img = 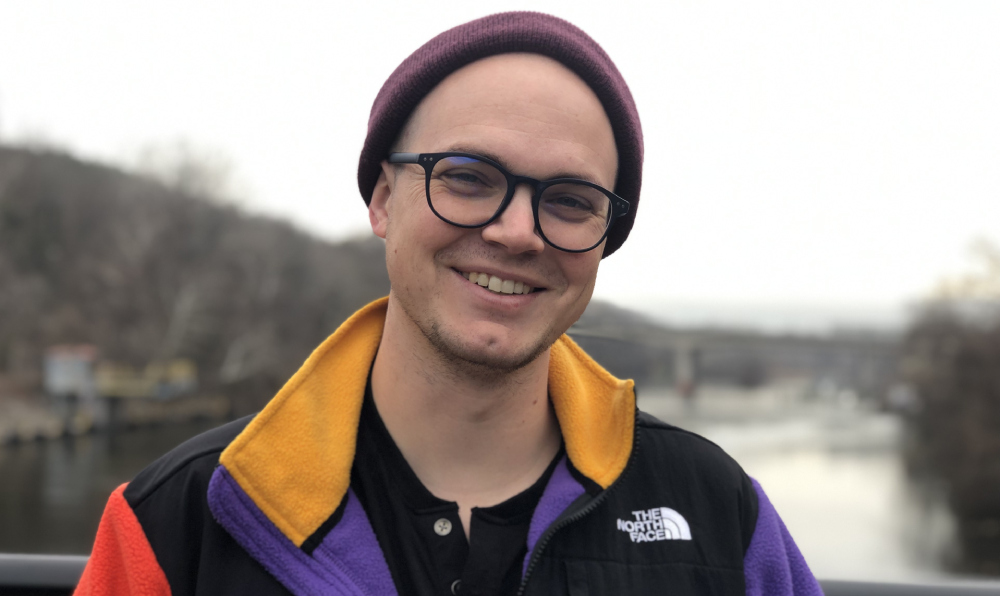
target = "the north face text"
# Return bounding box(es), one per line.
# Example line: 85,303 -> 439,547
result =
616,507 -> 692,542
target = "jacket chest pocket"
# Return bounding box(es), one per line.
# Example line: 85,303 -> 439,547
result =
564,559 -> 745,596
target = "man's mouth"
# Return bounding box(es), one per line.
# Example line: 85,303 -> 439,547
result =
459,270 -> 538,295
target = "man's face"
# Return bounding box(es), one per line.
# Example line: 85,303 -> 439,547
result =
369,53 -> 618,373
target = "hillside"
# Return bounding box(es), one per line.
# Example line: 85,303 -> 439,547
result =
0,145 -> 390,412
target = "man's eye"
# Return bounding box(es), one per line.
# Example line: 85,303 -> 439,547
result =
444,171 -> 486,185
552,195 -> 593,211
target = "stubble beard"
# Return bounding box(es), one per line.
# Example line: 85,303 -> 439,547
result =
424,319 -> 555,383
395,294 -> 558,383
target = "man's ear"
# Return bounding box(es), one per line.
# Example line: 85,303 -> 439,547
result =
368,161 -> 393,239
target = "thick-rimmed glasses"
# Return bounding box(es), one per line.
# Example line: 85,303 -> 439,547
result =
388,152 -> 630,253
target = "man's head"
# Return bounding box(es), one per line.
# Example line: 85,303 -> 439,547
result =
358,12 -> 643,258
360,13 -> 642,375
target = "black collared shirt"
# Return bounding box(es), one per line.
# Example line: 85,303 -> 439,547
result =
351,381 -> 562,596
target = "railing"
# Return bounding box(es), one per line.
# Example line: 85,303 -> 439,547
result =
822,580 -> 1000,596
2,553 -> 1000,595
0,553 -> 88,595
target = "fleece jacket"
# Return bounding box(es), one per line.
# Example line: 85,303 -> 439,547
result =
74,297 -> 824,596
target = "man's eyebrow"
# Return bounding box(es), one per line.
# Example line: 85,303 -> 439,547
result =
446,146 -> 515,171
445,145 -> 604,185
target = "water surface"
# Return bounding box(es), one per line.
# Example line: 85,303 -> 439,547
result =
0,420 -> 218,554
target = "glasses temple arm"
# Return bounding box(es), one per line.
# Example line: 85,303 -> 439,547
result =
387,152 -> 420,164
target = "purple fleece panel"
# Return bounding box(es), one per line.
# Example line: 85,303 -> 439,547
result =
313,494 -> 399,596
522,456 -> 586,576
208,466 -> 397,596
743,478 -> 824,596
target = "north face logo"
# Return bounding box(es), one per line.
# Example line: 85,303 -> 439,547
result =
616,507 -> 692,542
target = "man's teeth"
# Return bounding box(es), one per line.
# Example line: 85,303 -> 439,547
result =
464,272 -> 534,295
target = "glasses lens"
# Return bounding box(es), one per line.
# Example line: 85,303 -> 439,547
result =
429,156 -> 508,226
538,183 -> 613,251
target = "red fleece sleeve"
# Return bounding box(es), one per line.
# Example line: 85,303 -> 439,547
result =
74,483 -> 172,596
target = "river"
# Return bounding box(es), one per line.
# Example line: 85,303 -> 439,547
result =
0,419 -> 219,554
0,387 -> 959,583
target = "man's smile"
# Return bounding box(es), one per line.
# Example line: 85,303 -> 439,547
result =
455,268 -> 544,295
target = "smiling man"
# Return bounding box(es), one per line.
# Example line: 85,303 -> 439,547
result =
76,13 -> 822,596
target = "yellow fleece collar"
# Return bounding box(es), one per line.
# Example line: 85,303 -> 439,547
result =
219,297 -> 635,547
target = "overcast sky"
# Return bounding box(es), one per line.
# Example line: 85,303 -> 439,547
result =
2,1 -> 998,328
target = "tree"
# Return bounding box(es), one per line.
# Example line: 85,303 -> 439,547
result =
902,238 -> 1000,575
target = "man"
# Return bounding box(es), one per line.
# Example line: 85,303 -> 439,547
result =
76,12 -> 822,596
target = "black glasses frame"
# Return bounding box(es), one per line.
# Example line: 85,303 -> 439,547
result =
388,152 -> 630,253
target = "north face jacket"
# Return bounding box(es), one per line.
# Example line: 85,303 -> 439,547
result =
75,297 -> 823,596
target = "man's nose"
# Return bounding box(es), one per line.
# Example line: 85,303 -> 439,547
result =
480,184 -> 546,254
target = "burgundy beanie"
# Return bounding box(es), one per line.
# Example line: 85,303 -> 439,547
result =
357,11 -> 643,258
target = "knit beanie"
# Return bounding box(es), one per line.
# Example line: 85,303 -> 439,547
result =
357,11 -> 643,258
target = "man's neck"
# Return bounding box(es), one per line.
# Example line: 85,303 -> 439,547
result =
370,302 -> 562,537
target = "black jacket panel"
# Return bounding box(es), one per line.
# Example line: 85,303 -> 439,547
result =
521,412 -> 757,596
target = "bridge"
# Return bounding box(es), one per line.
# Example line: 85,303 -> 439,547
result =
568,308 -> 899,398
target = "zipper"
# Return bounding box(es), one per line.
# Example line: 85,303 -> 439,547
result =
516,406 -> 641,596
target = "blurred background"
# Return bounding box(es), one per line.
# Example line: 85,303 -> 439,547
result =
1,0 -> 998,585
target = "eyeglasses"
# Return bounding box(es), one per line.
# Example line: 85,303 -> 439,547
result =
387,152 -> 630,253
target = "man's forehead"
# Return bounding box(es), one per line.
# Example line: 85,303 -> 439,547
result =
397,53 -> 601,141
401,54 -> 618,184
421,53 -> 589,107
439,53 -> 577,86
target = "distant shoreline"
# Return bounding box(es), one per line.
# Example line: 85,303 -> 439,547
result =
605,298 -> 909,335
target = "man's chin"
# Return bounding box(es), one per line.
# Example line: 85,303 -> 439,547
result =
425,324 -> 553,379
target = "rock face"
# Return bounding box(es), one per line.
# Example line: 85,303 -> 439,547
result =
902,305 -> 1000,576
0,145 -> 389,414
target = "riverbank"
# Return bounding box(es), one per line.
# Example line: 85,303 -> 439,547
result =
0,394 -> 231,445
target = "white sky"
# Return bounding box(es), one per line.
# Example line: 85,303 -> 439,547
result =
2,1 -> 998,326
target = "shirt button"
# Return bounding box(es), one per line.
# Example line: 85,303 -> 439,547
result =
433,518 -> 453,536
451,579 -> 462,595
